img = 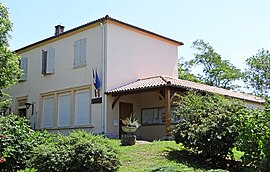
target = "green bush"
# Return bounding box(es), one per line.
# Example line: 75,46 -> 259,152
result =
0,114 -> 52,171
236,100 -> 270,171
173,91 -> 246,159
29,130 -> 120,172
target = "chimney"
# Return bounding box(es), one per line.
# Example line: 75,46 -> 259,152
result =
55,25 -> 65,35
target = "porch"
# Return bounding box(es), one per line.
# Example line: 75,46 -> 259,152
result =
105,75 -> 265,140
106,75 -> 185,140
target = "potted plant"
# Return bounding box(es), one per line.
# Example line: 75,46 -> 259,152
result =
121,113 -> 140,133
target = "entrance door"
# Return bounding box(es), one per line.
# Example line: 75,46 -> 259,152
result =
119,102 -> 133,138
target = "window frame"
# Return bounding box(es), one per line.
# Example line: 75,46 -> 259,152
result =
42,96 -> 55,129
74,89 -> 91,126
40,86 -> 92,130
141,106 -> 178,126
57,93 -> 71,128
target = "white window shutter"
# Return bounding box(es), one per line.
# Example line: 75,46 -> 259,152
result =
74,40 -> 80,67
58,94 -> 71,127
20,57 -> 28,80
75,90 -> 90,126
46,48 -> 55,74
80,38 -> 87,65
43,97 -> 54,128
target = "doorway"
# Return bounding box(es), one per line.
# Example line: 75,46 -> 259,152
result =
119,102 -> 133,138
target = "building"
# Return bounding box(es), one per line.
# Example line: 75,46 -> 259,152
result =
7,15 -> 264,140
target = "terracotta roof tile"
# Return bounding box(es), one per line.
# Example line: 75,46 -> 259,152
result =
106,75 -> 265,104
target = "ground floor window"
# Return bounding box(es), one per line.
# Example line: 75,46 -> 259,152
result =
58,94 -> 71,127
141,106 -> 178,125
75,90 -> 90,126
41,88 -> 91,129
43,96 -> 54,128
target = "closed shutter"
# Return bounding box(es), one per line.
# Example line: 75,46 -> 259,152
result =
75,90 -> 90,126
58,94 -> 71,127
74,40 -> 80,67
41,50 -> 47,74
43,97 -> 54,128
80,38 -> 86,65
74,38 -> 87,68
46,48 -> 55,74
20,57 -> 28,80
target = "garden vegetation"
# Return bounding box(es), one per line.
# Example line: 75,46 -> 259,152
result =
173,91 -> 270,171
0,115 -> 120,172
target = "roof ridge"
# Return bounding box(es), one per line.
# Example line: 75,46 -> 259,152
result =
176,77 -> 264,101
16,15 -> 183,54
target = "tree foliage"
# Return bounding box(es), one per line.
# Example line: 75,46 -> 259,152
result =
0,115 -> 53,171
0,3 -> 21,108
178,57 -> 202,83
244,49 -> 270,97
236,100 -> 270,171
173,91 -> 246,159
190,39 -> 242,90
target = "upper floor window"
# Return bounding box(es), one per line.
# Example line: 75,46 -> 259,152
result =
73,38 -> 86,68
42,48 -> 55,75
20,57 -> 28,81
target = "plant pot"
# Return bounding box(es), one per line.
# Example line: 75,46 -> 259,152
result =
122,126 -> 137,133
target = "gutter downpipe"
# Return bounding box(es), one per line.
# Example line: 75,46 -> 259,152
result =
100,22 -> 107,134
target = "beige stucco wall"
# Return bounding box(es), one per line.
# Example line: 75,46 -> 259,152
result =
9,25 -> 104,132
245,100 -> 264,109
106,23 -> 179,91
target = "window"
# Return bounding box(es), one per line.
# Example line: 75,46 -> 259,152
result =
141,106 -> 179,125
17,98 -> 27,118
42,48 -> 55,74
20,57 -> 28,81
73,38 -> 86,68
43,96 -> 54,128
58,94 -> 71,127
75,90 -> 90,126
41,88 -> 91,129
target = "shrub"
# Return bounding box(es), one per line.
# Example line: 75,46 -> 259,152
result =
29,130 -> 120,172
236,100 -> 270,171
173,91 -> 246,159
0,114 -> 52,171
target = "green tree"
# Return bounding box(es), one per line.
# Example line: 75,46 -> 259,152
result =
178,57 -> 202,83
174,91 -> 246,159
236,99 -> 270,171
244,49 -> 270,97
190,39 -> 242,90
0,3 -> 21,108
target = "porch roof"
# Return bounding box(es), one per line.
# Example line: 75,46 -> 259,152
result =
106,75 -> 265,104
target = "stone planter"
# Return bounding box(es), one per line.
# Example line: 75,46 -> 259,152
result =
122,126 -> 137,133
121,133 -> 136,146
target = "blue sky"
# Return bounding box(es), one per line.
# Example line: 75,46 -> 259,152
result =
2,0 -> 270,74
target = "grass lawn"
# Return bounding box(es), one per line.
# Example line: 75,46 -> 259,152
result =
115,141 -> 242,172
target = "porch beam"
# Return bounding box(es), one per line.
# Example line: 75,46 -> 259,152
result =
111,96 -> 122,110
164,88 -> 171,136
170,91 -> 177,102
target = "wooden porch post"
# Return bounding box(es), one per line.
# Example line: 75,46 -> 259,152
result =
164,87 -> 171,136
